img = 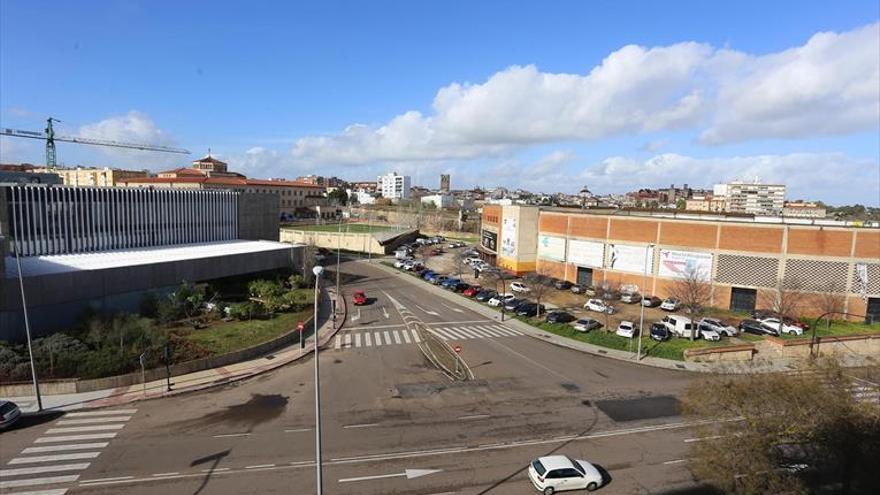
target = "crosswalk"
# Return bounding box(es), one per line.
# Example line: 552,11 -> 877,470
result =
333,323 -> 524,350
0,408 -> 136,494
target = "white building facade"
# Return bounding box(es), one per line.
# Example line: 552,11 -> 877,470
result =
714,181 -> 786,215
377,172 -> 411,200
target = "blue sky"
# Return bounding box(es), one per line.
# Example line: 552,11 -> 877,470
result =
1,0 -> 878,205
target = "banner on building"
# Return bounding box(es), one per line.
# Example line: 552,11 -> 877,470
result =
855,263 -> 869,301
481,229 -> 498,252
537,235 -> 566,261
608,244 -> 654,273
501,217 -> 517,257
658,249 -> 713,280
567,240 -> 605,268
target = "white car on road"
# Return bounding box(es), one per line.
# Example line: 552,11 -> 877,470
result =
660,297 -> 681,311
488,293 -> 516,307
584,298 -> 614,314
528,455 -> 603,493
759,317 -> 805,336
510,281 -> 531,293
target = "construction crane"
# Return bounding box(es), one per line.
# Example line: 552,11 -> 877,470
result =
1,117 -> 190,168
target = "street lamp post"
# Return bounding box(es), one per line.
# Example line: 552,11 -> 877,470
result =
335,219 -> 342,329
636,244 -> 654,360
13,240 -> 42,411
312,265 -> 325,495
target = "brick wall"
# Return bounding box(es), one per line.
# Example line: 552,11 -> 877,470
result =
787,228 -> 853,257
718,225 -> 783,253
854,231 -> 880,259
570,215 -> 608,239
659,222 -> 718,249
608,218 -> 658,243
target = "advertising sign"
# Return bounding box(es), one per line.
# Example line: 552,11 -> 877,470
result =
607,244 -> 654,273
481,229 -> 498,252
567,240 -> 605,268
537,235 -> 566,261
658,249 -> 713,280
501,217 -> 517,257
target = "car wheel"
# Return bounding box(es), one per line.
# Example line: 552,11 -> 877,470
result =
543,487 -> 555,495
587,481 -> 599,491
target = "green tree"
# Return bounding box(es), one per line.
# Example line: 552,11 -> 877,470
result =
328,188 -> 349,205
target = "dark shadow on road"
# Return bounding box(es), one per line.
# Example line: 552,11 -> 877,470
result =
658,485 -> 724,495
470,360 -> 493,370
189,449 -> 231,495
5,410 -> 64,431
170,393 -> 290,433
476,400 -> 602,494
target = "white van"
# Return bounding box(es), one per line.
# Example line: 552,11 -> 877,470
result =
662,315 -> 695,338
395,248 -> 411,260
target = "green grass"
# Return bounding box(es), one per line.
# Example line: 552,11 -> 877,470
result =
777,319 -> 880,340
286,223 -> 395,233
185,308 -> 313,355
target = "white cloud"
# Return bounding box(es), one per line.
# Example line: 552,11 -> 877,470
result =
290,23 -> 879,164
579,152 -> 880,205
75,111 -> 182,167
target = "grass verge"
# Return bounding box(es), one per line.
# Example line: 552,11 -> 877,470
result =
184,308 -> 313,355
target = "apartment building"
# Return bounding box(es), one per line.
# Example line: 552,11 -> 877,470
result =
378,172 -> 411,200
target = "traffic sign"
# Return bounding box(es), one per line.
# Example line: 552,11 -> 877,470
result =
297,321 -> 305,332
453,345 -> 461,353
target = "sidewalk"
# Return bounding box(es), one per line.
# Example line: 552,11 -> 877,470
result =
11,287 -> 346,413
371,260 -> 854,375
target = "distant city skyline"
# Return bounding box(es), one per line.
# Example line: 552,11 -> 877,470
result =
1,0 -> 877,205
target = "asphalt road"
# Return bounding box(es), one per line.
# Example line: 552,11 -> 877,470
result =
1,258 -> 705,495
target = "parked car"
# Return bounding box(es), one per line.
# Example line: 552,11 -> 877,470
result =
0,400 -> 22,430
463,286 -> 482,297
475,289 -> 498,302
641,296 -> 662,307
570,284 -> 587,294
510,281 -> 531,293
584,298 -> 614,314
451,282 -> 471,292
465,256 -> 482,266
616,321 -> 639,338
739,318 -> 777,336
650,322 -> 672,341
573,318 -> 602,332
441,278 -> 462,289
553,280 -> 572,290
700,328 -> 721,341
352,290 -> 367,306
403,260 -> 423,271
546,311 -> 575,323
428,248 -> 444,256
516,303 -> 546,317
504,298 -> 526,312
759,317 -> 805,336
394,258 -> 412,268
698,318 -> 738,337
583,285 -> 598,297
662,314 -> 696,338
422,270 -> 436,281
488,293 -> 516,307
620,292 -> 642,304
431,275 -> 450,286
448,241 -> 466,248
395,249 -> 412,260
660,297 -> 681,311
528,455 -> 603,493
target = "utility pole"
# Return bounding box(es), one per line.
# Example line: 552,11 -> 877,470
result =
335,218 -> 342,329
636,244 -> 653,360
14,240 -> 42,411
312,265 -> 325,495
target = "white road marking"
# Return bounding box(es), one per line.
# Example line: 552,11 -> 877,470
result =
426,320 -> 493,326
56,416 -> 131,425
213,433 -> 250,438
442,327 -> 469,340
35,433 -> 117,443
392,330 -> 402,344
474,325 -> 505,337
373,332 -> 383,346
414,305 -> 440,316
151,472 -> 180,477
343,423 -> 379,429
78,476 -> 134,483
351,309 -> 361,321
663,459 -> 687,465
334,336 -> 342,349
354,333 -> 361,348
1,464 -> 90,477
23,443 -> 108,454
9,453 -> 100,464
45,425 -> 124,434
200,468 -> 229,473
454,327 -> 481,339
457,414 -> 490,421
0,475 -> 80,490
0,488 -> 69,495
344,334 -> 352,348
428,328 -> 450,340
684,435 -> 724,443
63,409 -> 136,417
401,329 -> 412,343
383,331 -> 392,344
339,468 -> 443,483
489,325 -> 518,336
245,464 -> 276,469
382,307 -> 390,319
410,329 -> 421,342
284,428 -> 312,433
441,303 -> 465,313
364,332 -> 372,346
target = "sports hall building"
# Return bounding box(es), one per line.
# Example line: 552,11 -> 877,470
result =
479,205 -> 880,321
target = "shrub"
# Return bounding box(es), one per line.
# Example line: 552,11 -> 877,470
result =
288,274 -> 306,289
228,301 -> 261,321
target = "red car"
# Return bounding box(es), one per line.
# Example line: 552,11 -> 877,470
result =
463,286 -> 481,297
352,291 -> 367,305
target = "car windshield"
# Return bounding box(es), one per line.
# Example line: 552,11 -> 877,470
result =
567,457 -> 585,475
532,459 -> 547,476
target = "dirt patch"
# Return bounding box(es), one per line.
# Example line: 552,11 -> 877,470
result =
595,395 -> 680,422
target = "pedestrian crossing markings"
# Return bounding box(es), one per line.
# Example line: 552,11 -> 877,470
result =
333,324 -> 522,349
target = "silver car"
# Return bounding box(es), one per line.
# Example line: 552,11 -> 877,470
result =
0,400 -> 22,430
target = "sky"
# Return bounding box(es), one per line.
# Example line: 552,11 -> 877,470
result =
1,0 -> 878,206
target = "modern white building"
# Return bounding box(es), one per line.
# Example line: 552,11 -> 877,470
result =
420,194 -> 455,208
714,181 -> 786,215
350,189 -> 376,205
377,172 -> 411,200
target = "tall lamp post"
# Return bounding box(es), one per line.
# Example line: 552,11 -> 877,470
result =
636,244 -> 654,360
13,240 -> 42,411
312,265 -> 325,495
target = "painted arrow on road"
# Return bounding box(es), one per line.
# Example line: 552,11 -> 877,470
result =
382,306 -> 390,319
441,303 -> 465,313
414,305 -> 440,316
338,468 -> 443,483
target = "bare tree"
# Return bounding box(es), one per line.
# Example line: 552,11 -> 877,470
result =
301,241 -> 318,286
595,280 -> 621,332
759,276 -> 807,334
667,266 -> 712,340
816,281 -> 846,317
452,248 -> 470,280
524,269 -> 553,318
682,359 -> 880,495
